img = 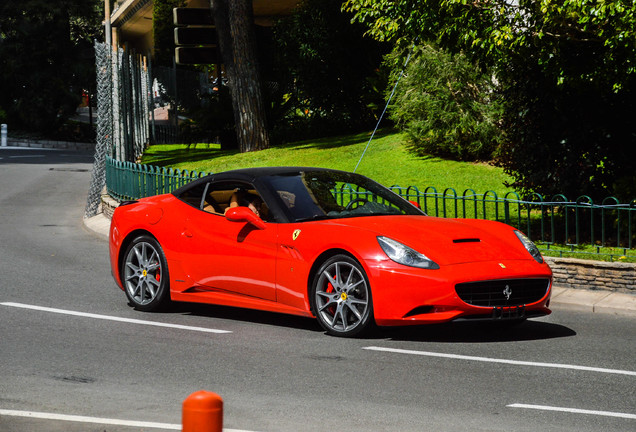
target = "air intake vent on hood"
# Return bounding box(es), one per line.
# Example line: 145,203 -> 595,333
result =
453,238 -> 481,243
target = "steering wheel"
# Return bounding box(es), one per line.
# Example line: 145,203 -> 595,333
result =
345,198 -> 368,210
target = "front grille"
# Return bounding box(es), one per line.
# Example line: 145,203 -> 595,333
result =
455,278 -> 550,307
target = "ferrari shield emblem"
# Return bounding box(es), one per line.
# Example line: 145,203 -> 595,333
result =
292,229 -> 301,241
499,263 -> 506,269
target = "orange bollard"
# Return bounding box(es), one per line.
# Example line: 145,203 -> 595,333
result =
182,390 -> 223,432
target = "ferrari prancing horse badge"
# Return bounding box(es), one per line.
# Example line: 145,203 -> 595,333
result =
292,229 -> 301,241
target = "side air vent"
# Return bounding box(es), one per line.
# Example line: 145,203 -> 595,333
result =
403,305 -> 434,317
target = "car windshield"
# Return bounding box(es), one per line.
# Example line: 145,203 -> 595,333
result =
263,170 -> 423,222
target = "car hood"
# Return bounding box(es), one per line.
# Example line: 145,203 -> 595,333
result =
323,215 -> 530,265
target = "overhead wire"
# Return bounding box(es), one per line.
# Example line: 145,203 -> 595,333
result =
353,47 -> 415,173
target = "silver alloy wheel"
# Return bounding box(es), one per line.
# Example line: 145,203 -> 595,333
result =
124,240 -> 163,306
314,258 -> 370,335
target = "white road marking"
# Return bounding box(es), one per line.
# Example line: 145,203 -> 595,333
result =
0,409 -> 181,430
0,147 -> 61,152
0,409 -> 258,432
0,302 -> 232,334
507,403 -> 636,420
8,155 -> 45,158
363,346 -> 636,377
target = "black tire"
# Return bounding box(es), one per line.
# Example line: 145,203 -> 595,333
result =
121,235 -> 171,311
311,254 -> 374,337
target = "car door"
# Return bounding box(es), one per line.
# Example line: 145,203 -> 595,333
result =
178,183 -> 278,302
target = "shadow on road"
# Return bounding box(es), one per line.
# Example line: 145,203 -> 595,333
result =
150,302 -> 575,342
376,319 -> 576,343
165,302 -> 324,332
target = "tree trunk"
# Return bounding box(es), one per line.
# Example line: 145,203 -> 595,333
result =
210,0 -> 270,152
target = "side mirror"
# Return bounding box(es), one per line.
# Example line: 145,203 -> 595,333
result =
409,200 -> 421,209
225,206 -> 267,230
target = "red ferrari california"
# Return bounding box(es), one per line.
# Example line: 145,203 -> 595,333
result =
109,167 -> 552,337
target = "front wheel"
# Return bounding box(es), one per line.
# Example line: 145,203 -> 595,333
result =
122,235 -> 170,311
311,255 -> 373,337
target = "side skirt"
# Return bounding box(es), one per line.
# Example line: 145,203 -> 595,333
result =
171,288 -> 314,318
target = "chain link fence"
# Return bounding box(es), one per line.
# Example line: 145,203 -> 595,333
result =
84,42 -> 214,218
112,45 -> 152,162
85,42 -> 157,218
84,42 -> 113,218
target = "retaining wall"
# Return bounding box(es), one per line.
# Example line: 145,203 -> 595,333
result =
546,257 -> 636,293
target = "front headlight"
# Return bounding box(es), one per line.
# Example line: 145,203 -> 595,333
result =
377,236 -> 439,269
514,230 -> 543,263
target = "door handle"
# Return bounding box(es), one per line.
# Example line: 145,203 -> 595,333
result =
182,229 -> 193,238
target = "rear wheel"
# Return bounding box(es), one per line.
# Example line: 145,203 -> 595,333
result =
311,255 -> 373,337
122,235 -> 170,311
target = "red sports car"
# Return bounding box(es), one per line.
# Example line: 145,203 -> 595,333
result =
109,167 -> 552,337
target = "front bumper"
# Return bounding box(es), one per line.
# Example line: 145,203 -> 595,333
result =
364,258 -> 552,326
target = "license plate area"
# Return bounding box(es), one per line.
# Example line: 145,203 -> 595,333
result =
492,305 -> 526,320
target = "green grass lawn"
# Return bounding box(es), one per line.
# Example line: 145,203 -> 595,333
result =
141,129 -> 515,194
537,243 -> 635,263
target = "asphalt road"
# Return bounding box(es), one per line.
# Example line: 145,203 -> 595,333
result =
0,147 -> 634,432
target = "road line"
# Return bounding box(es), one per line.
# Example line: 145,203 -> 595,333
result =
363,346 -> 636,377
0,409 -> 180,430
0,302 -> 232,334
0,409 -> 257,432
507,403 -> 636,420
8,155 -> 46,158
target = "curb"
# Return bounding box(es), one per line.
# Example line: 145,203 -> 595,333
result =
83,212 -> 111,241
550,287 -> 636,317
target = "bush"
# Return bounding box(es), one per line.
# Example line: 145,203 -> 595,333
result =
388,45 -> 504,161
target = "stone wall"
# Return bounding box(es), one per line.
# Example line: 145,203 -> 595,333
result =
546,257 -> 636,293
101,194 -> 119,219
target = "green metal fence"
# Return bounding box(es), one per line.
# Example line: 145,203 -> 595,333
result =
390,186 -> 636,260
106,157 -> 209,201
105,157 -> 636,259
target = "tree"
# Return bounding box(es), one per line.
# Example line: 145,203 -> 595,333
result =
271,0 -> 388,140
0,0 -> 101,135
211,0 -> 269,152
343,0 -> 636,199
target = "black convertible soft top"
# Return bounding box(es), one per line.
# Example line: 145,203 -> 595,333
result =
172,166 -> 344,196
171,166 -> 423,223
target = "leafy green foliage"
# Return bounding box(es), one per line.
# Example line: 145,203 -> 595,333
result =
344,0 -> 636,200
497,58 -> 636,200
388,45 -> 504,161
270,0 -> 388,141
0,0 -> 101,134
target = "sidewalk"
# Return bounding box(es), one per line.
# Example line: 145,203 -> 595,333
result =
83,212 -> 636,318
